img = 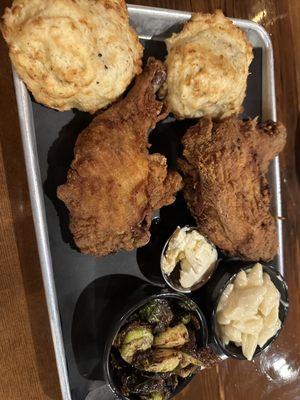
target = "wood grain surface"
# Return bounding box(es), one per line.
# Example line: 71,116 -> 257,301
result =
0,1 -> 299,399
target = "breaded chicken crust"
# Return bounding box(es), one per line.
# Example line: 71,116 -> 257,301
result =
58,58 -> 182,256
178,117 -> 286,261
1,0 -> 143,112
162,10 -> 253,119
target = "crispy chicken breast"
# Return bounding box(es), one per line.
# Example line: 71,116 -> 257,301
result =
178,117 -> 286,261
58,58 -> 182,256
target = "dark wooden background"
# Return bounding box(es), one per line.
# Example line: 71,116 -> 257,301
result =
0,1 -> 299,399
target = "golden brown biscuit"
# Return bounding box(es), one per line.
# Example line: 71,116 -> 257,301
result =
162,10 -> 253,119
1,0 -> 143,112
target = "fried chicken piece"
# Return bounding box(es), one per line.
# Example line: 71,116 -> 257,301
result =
178,117 -> 286,261
58,58 -> 182,257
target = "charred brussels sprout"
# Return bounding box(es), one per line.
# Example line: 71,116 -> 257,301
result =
176,364 -> 198,378
153,324 -> 189,348
135,349 -> 181,373
179,351 -> 203,368
178,299 -> 198,312
139,299 -> 173,332
180,328 -> 197,354
173,351 -> 204,379
180,313 -> 192,325
115,324 -> 153,363
111,297 -> 209,400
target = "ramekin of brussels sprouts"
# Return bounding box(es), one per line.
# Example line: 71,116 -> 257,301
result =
104,292 -> 218,400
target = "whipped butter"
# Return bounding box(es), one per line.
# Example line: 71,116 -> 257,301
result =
161,227 -> 218,289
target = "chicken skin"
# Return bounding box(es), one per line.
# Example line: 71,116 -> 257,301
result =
178,117 -> 286,261
58,58 -> 182,256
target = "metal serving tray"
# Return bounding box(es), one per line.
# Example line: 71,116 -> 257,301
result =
12,4 -> 283,400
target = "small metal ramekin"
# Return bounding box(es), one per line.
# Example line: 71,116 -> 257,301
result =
160,226 -> 219,293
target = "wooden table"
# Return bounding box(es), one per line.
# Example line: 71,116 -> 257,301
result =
0,1 -> 299,399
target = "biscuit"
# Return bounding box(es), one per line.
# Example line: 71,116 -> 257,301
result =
1,0 -> 143,112
162,10 -> 253,119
